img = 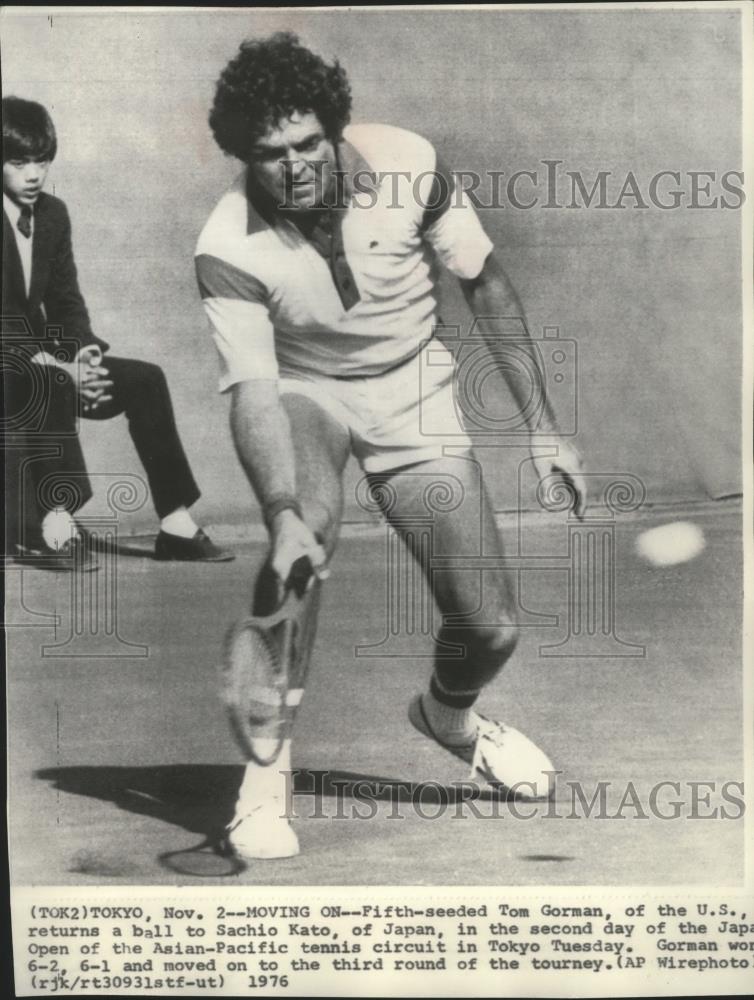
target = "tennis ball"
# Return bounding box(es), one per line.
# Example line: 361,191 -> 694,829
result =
635,521 -> 705,566
41,508 -> 76,551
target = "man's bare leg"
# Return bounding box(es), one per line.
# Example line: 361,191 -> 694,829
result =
229,393 -> 350,858
369,451 -> 553,797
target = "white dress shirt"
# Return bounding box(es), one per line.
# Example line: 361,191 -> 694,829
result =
3,193 -> 33,296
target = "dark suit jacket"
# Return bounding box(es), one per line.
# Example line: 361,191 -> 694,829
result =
2,192 -> 109,362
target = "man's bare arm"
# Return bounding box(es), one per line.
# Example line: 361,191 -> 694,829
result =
459,251 -> 587,516
230,380 -> 297,504
230,380 -> 327,580
459,251 -> 560,432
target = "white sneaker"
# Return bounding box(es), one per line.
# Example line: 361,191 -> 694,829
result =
227,802 -> 300,860
409,694 -> 555,799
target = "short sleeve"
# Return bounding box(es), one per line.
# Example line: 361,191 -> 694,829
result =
195,252 -> 279,391
421,160 -> 494,280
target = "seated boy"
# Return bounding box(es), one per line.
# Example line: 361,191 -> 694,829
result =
2,96 -> 233,570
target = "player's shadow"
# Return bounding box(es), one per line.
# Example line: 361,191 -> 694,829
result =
34,764 -> 513,843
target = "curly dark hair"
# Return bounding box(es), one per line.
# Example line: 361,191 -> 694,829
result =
209,32 -> 352,162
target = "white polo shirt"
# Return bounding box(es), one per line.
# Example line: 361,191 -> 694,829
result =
196,123 -> 493,391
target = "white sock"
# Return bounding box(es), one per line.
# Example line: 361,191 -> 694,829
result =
421,689 -> 478,746
234,739 -> 293,818
160,507 -> 198,539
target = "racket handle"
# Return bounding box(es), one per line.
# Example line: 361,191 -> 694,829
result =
286,554 -> 315,597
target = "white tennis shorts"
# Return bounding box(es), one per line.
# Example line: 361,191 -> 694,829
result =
279,339 -> 472,473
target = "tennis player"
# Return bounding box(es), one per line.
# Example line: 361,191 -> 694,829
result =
198,33 -> 586,858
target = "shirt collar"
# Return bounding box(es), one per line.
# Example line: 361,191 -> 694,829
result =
336,137 -> 374,200
245,173 -> 279,236
3,193 -> 23,225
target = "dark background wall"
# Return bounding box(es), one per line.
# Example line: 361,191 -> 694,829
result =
1,8 -> 743,530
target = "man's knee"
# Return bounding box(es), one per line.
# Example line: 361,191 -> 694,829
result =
484,619 -> 520,659
443,617 -> 519,662
129,359 -> 167,390
107,356 -> 167,396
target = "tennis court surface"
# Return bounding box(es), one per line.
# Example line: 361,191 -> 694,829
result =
6,499 -> 743,885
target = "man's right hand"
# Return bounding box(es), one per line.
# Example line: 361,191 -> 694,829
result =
269,510 -> 330,598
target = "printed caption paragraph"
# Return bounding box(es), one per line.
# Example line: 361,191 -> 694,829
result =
12,888 -> 754,996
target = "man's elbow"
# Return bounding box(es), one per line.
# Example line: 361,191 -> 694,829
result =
461,250 -> 501,291
461,253 -> 515,305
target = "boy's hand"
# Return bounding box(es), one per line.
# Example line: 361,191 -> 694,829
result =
74,346 -> 114,411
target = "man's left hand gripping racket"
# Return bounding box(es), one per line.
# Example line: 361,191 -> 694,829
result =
219,555 -> 321,767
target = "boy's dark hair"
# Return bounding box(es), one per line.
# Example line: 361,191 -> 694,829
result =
2,96 -> 57,163
209,32 -> 352,161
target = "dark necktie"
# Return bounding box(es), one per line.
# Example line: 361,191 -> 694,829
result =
17,205 -> 33,239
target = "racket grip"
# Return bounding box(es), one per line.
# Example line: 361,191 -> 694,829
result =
286,554 -> 315,596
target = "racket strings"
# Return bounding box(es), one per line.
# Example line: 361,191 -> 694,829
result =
224,624 -> 280,716
221,618 -> 295,767
221,579 -> 317,770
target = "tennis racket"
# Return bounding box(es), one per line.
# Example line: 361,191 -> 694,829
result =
219,554 -> 321,767
159,834 -> 246,878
